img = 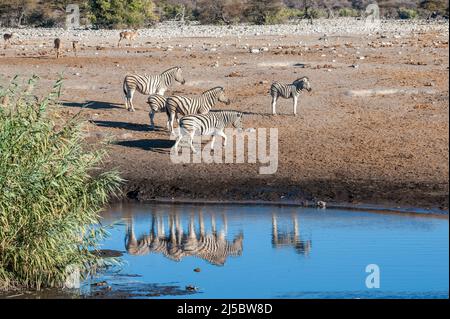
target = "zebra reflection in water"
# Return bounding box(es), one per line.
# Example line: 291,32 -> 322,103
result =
272,214 -> 312,255
125,212 -> 243,266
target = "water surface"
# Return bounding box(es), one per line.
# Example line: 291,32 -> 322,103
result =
91,203 -> 448,299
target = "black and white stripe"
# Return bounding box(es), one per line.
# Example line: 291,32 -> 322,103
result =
270,76 -> 312,115
165,87 -> 231,133
190,233 -> 243,266
174,110 -> 243,153
123,66 -> 185,112
147,94 -> 167,129
125,214 -> 242,266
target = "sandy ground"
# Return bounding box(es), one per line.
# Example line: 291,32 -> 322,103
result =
1,21 -> 448,210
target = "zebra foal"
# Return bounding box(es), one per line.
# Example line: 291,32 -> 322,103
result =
166,87 -> 231,134
123,66 -> 185,112
270,76 -> 312,115
173,110 -> 243,154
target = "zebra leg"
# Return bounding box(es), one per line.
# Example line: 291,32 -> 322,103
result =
149,111 -> 155,130
271,95 -> 278,115
128,90 -> 136,112
211,135 -> 216,150
189,129 -> 197,154
173,133 -> 183,153
169,112 -> 177,134
293,96 -> 298,116
218,130 -> 227,147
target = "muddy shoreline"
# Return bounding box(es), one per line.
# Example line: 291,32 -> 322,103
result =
118,177 -> 449,214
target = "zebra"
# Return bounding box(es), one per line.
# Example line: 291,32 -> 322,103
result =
166,86 -> 231,134
173,110 -> 243,154
147,94 -> 167,129
191,232 -> 243,266
125,212 -> 243,266
118,30 -> 138,47
123,66 -> 185,112
272,214 -> 312,256
270,76 -> 312,116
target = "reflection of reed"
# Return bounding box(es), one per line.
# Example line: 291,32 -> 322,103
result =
272,214 -> 312,255
125,211 -> 243,266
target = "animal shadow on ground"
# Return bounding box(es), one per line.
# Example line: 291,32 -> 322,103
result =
92,120 -> 154,132
61,100 -> 123,110
92,120 -> 166,132
116,139 -> 175,154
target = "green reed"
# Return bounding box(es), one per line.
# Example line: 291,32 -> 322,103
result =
0,76 -> 123,291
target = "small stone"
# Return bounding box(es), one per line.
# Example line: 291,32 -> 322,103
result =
316,201 -> 327,209
92,281 -> 107,287
186,285 -> 198,291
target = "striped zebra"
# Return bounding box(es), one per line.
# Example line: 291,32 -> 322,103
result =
147,94 -> 167,129
270,76 -> 312,116
123,66 -> 185,112
125,212 -> 243,266
173,110 -> 243,154
272,214 -> 312,256
190,233 -> 243,266
165,87 -> 231,133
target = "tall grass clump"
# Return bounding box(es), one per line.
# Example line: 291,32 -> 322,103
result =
0,76 -> 122,291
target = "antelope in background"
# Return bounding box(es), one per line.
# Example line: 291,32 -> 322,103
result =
54,38 -> 62,59
72,40 -> 79,57
3,33 -> 14,49
118,30 -> 138,47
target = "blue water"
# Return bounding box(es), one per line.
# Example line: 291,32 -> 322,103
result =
92,203 -> 449,299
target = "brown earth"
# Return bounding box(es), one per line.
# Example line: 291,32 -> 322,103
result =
0,31 -> 448,210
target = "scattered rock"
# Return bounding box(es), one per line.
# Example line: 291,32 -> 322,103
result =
185,285 -> 198,291
316,201 -> 327,209
226,71 -> 242,78
92,281 -> 108,287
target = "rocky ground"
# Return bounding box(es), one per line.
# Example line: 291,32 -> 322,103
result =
1,19 -> 448,211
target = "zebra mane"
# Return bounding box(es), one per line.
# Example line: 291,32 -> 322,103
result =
161,66 -> 181,75
202,86 -> 224,95
293,76 -> 308,83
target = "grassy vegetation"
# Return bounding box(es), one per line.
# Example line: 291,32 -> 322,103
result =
0,76 -> 122,291
398,8 -> 419,19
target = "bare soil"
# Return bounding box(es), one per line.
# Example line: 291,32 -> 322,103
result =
1,27 -> 448,210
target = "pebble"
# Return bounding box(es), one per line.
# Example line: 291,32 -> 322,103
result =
316,201 -> 327,209
185,285 -> 198,291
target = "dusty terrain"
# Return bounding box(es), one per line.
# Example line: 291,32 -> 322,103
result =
1,20 -> 448,210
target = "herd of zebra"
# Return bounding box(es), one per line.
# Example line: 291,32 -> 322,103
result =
125,212 -> 311,266
3,32 -> 312,152
122,66 -> 312,153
